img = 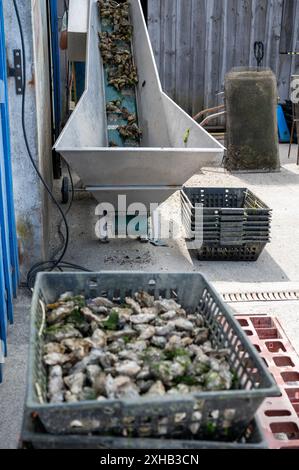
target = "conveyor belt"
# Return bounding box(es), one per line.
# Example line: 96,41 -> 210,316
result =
99,4 -> 140,147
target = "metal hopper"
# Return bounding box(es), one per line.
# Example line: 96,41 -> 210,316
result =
55,0 -> 224,212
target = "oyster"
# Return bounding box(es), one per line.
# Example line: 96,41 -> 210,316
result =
105,375 -> 139,399
86,365 -> 102,387
151,361 -> 175,386
106,100 -> 122,114
125,297 -> 142,315
195,314 -> 205,328
62,338 -> 93,359
160,310 -> 177,321
127,340 -> 148,353
48,366 -> 64,403
44,342 -> 65,355
64,372 -> 85,396
204,368 -> 233,391
167,384 -> 190,395
181,337 -> 194,348
173,319 -> 194,332
193,353 -> 211,376
151,336 -> 167,349
194,328 -> 210,345
165,335 -> 183,351
97,351 -> 117,369
142,347 -> 164,363
155,324 -> 175,337
146,381 -> 166,397
116,361 -> 141,378
118,350 -> 139,362
44,288 -> 236,405
141,307 -> 159,316
45,324 -> 83,342
118,124 -> 142,142
47,301 -> 75,325
107,328 -> 136,342
138,326 -> 156,340
121,109 -> 136,124
154,299 -> 181,314
134,291 -> 155,308
108,339 -> 126,354
117,308 -> 134,322
91,297 -> 114,309
81,307 -> 103,325
88,303 -> 109,315
91,329 -> 107,348
202,341 -> 213,354
70,349 -> 105,374
43,353 -> 72,366
94,372 -> 107,397
130,314 -> 156,325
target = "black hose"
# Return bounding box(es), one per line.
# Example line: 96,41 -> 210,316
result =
13,0 -> 91,290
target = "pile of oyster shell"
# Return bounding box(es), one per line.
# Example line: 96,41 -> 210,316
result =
98,0 -> 142,146
44,291 -> 234,404
98,0 -> 138,90
106,100 -> 142,146
99,31 -> 138,90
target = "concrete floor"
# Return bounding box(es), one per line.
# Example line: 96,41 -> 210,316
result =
49,145 -> 299,284
0,293 -> 31,449
1,144 -> 299,449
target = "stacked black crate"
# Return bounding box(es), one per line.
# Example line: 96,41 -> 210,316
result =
181,188 -> 272,261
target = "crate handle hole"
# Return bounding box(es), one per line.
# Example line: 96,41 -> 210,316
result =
89,279 -> 98,289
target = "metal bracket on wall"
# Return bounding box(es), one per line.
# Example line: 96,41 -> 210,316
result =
8,49 -> 23,95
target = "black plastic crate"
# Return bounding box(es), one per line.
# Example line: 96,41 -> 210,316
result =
182,187 -> 271,214
20,413 -> 268,449
182,207 -> 271,244
196,244 -> 268,261
181,188 -> 272,260
181,195 -> 271,231
26,272 -> 279,440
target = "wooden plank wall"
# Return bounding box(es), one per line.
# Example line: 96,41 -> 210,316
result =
148,0 -> 299,116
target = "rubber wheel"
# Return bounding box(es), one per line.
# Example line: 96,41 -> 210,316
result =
61,176 -> 70,205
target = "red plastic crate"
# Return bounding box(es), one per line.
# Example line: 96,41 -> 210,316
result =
237,315 -> 299,449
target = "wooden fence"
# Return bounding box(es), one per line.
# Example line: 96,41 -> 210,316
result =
148,0 -> 299,115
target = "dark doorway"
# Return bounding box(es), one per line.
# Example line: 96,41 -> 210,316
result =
140,0 -> 148,25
